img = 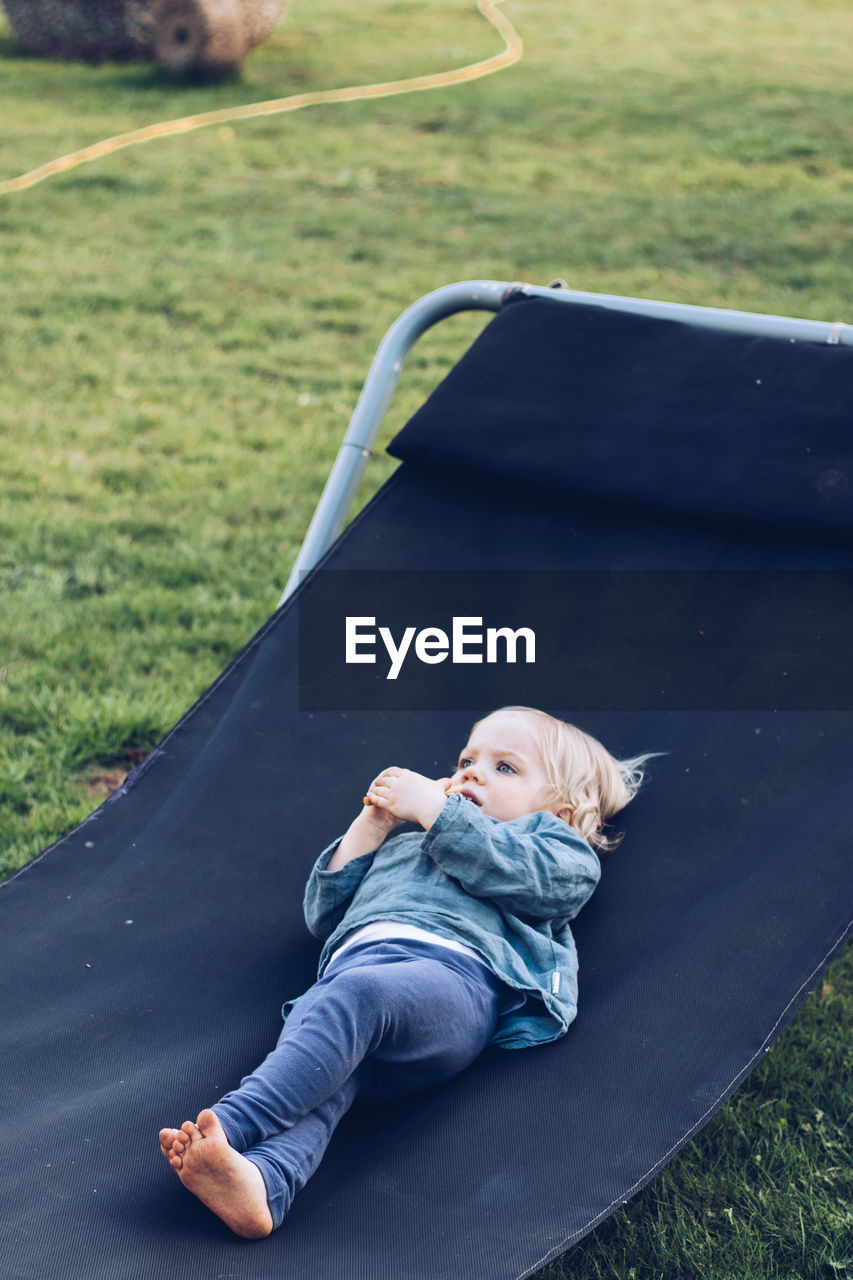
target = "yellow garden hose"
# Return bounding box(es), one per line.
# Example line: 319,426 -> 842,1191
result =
0,0 -> 522,196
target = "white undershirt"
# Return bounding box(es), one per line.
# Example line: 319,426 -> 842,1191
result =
328,920 -> 483,967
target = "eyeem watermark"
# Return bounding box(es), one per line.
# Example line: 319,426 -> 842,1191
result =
345,616 -> 536,680
297,569 -> 853,711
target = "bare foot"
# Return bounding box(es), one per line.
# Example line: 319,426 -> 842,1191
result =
158,1109 -> 273,1239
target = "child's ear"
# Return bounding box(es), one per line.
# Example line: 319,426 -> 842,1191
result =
554,804 -> 575,825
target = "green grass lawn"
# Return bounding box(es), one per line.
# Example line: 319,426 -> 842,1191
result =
0,0 -> 850,1274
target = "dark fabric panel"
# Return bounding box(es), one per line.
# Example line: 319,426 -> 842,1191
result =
387,297 -> 853,543
1,465 -> 850,1280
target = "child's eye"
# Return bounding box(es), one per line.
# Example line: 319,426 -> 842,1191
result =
496,761 -> 515,774
458,757 -> 471,770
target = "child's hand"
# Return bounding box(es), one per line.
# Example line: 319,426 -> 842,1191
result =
363,767 -> 447,830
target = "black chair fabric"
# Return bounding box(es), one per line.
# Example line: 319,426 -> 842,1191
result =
389,296 -> 853,543
1,295 -> 851,1280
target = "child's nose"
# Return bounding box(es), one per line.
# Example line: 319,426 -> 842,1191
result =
460,764 -> 484,783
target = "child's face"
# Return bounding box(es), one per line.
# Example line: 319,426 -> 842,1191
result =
448,710 -> 556,822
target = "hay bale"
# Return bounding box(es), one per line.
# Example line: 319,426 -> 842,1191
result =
1,0 -> 289,71
240,0 -> 287,46
151,0 -> 245,72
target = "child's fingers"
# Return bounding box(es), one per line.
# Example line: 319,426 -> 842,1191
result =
363,786 -> 390,808
367,766 -> 403,795
374,766 -> 404,784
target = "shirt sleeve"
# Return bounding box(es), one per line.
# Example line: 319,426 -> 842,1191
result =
302,840 -> 377,940
420,795 -> 600,922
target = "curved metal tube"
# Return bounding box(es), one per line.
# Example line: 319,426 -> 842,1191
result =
279,280 -> 509,602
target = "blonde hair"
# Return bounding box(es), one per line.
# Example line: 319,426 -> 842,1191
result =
481,706 -> 653,852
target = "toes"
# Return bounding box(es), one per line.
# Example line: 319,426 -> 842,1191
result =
195,1109 -> 221,1137
160,1113 -> 222,1178
159,1127 -> 181,1158
158,1127 -> 186,1170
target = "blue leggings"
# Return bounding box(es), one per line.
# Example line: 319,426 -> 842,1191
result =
212,939 -> 507,1228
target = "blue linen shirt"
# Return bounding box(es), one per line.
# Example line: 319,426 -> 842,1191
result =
303,793 -> 601,1048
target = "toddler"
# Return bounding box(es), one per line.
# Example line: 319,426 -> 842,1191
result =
159,705 -> 649,1237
